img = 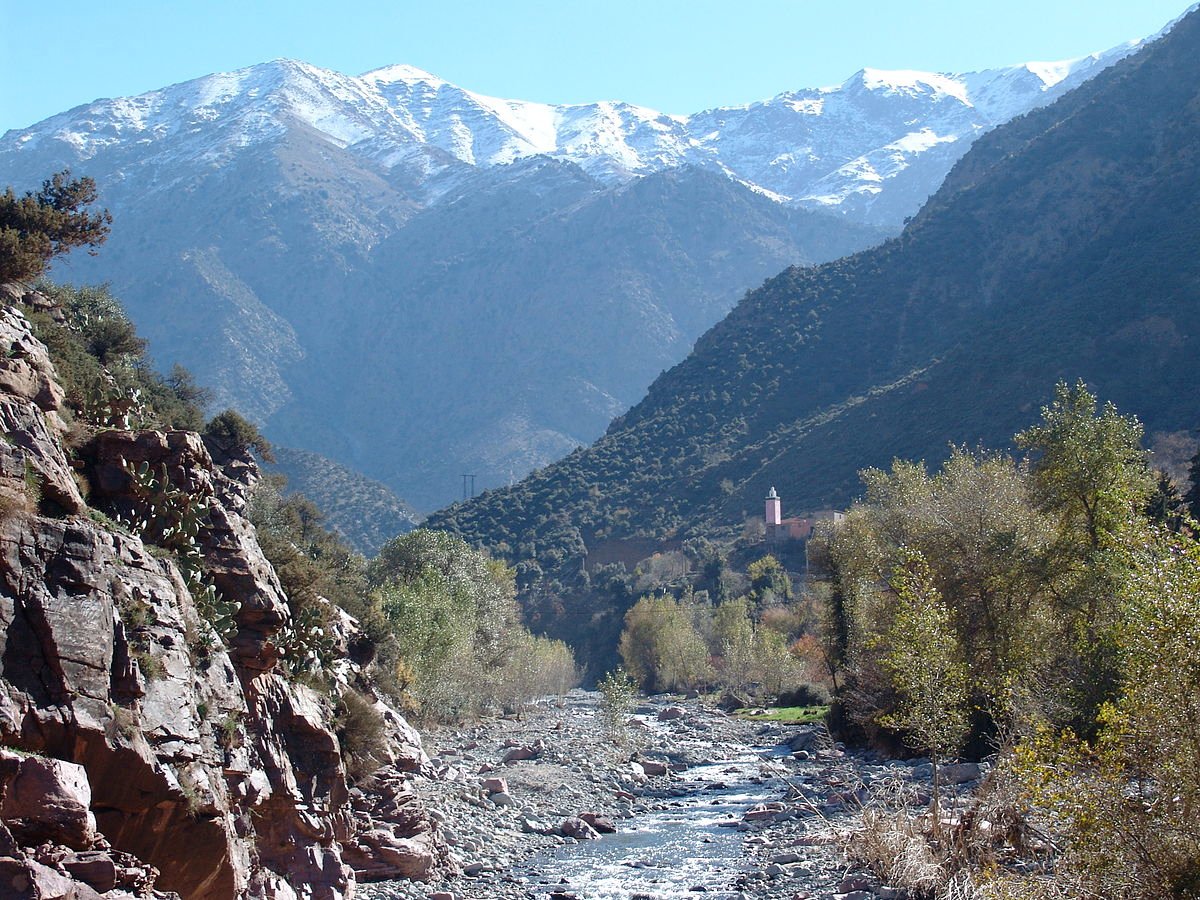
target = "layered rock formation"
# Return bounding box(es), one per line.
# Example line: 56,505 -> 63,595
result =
0,287 -> 449,898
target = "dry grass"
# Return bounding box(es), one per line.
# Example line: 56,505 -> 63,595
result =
846,762 -> 1078,900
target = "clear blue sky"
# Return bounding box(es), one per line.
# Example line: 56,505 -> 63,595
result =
1,1 -> 1193,133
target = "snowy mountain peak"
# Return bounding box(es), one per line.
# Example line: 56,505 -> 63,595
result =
0,21 -> 1166,227
852,68 -> 971,104
360,63 -> 447,87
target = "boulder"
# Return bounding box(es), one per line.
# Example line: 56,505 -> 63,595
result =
557,817 -> 600,840
0,753 -> 96,850
501,741 -> 545,764
938,762 -> 982,785
786,728 -> 821,753
479,776 -> 508,795
579,812 -> 616,834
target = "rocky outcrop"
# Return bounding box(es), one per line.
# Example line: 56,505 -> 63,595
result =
0,748 -> 173,898
0,295 -> 449,897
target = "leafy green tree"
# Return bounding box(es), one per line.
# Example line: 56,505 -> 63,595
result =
617,594 -> 713,693
876,552 -> 969,833
1017,381 -> 1154,729
0,170 -> 112,282
747,554 -> 792,606
1016,380 -> 1152,557
1015,528 -> 1200,898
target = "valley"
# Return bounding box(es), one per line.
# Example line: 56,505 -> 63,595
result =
0,4 -> 1198,900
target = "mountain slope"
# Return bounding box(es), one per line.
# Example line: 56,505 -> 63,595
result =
0,33 -> 1157,509
269,447 -> 420,556
428,8 -> 1200,651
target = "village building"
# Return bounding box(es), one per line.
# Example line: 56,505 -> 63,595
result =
764,486 -> 843,543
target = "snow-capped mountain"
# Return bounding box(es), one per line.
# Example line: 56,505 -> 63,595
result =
0,23 -> 1170,515
4,40 -> 1142,227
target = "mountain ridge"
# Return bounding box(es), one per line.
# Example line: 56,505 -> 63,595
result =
426,6 -> 1200,667
4,37 -> 1148,228
0,17 -> 1176,510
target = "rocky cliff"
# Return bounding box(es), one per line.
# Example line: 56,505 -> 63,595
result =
0,285 -> 448,898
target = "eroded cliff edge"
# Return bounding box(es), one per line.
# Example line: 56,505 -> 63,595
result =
0,286 -> 449,899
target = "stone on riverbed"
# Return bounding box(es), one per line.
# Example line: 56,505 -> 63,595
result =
480,777 -> 508,795
579,812 -> 616,834
501,741 -> 545,764
557,817 -> 600,840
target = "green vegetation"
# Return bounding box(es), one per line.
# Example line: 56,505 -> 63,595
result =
203,409 -> 274,462
427,13 -> 1200,684
597,668 -> 637,746
118,459 -> 239,644
367,529 -> 578,722
0,170 -> 111,283
249,488 -> 582,722
812,383 -> 1200,898
20,280 -> 208,432
736,706 -> 828,725
269,447 -> 418,557
615,588 -> 821,705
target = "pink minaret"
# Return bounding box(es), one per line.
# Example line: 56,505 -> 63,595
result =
765,486 -> 781,526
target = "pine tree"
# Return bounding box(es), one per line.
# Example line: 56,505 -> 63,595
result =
0,170 -> 112,283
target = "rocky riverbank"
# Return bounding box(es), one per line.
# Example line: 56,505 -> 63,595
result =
360,692 -> 983,900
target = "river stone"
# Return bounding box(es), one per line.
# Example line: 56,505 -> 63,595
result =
579,812 -> 616,834
558,817 -> 599,840
938,762 -> 982,785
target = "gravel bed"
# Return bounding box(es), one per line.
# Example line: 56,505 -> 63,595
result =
360,691 -> 972,900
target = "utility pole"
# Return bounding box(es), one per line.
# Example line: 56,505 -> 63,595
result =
461,474 -> 476,501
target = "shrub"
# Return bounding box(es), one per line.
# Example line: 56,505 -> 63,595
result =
597,668 -> 637,745
203,409 -> 274,462
335,690 -> 387,780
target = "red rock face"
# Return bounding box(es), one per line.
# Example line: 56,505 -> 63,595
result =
0,295 -> 450,898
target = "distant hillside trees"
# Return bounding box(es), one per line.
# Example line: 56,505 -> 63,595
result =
0,170 -> 111,282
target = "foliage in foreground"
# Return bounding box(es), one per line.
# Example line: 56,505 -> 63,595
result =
21,281 -> 209,433
0,170 -> 111,283
819,382 -> 1200,898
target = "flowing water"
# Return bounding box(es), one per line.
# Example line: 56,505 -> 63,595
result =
515,747 -> 785,899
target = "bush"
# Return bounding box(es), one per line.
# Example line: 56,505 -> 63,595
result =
21,281 -> 208,431
203,409 -> 274,462
335,690 -> 387,780
597,668 -> 637,745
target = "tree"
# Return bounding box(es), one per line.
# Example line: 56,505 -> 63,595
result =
747,554 -> 792,606
1185,444 -> 1200,522
1015,529 -> 1200,898
203,409 -> 275,462
1016,380 -> 1153,556
0,170 -> 112,282
876,552 -> 969,834
1016,381 -> 1154,729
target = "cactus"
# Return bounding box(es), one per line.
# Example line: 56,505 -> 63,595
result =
117,458 -> 240,642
